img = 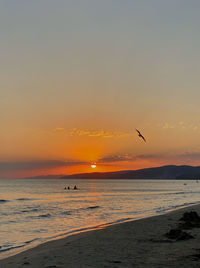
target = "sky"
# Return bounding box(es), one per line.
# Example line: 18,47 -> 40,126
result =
1,0 -> 200,178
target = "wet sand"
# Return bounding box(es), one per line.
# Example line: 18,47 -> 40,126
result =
1,204 -> 200,268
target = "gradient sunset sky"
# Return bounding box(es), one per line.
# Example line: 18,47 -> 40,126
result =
1,1 -> 200,178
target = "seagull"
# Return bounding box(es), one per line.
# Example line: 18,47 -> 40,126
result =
135,129 -> 146,142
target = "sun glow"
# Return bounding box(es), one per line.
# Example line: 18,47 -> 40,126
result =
91,163 -> 97,169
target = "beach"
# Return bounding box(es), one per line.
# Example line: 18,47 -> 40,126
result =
1,204 -> 200,268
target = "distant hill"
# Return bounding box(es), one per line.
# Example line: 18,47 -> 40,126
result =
60,165 -> 200,180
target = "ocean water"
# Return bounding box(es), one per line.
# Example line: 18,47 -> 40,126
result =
0,178 -> 200,259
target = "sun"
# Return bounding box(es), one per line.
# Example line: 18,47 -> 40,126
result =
91,163 -> 97,169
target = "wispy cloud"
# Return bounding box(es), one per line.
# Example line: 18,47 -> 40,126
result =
99,152 -> 200,164
0,160 -> 87,172
162,123 -> 175,129
99,154 -> 137,162
177,151 -> 200,160
158,121 -> 199,131
69,128 -> 131,138
53,127 -> 65,132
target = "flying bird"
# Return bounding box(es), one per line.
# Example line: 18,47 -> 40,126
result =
135,129 -> 146,142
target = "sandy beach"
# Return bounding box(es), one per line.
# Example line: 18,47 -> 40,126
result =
1,205 -> 200,268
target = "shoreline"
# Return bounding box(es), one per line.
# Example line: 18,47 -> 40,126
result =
0,201 -> 198,261
0,217 -> 133,261
1,204 -> 200,267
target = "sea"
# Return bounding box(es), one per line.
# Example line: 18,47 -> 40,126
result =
0,178 -> 200,259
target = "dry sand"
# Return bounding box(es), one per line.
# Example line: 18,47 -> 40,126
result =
1,204 -> 200,268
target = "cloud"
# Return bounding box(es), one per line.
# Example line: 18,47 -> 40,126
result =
158,121 -> 199,131
69,128 -> 131,138
177,152 -> 200,160
137,151 -> 200,163
99,154 -> 138,163
53,127 -> 65,132
0,160 -> 87,172
98,153 -> 180,163
161,123 -> 175,129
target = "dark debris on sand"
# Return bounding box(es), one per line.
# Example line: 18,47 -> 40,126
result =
164,210 -> 200,242
179,211 -> 200,229
23,261 -> 30,265
165,228 -> 194,241
188,254 -> 200,261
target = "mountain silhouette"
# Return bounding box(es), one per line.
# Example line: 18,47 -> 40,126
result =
60,165 -> 200,180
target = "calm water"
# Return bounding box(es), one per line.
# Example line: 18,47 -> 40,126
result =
0,178 -> 200,258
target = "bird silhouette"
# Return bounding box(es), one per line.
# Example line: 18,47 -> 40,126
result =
135,129 -> 146,142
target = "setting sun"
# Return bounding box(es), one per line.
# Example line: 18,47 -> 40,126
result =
91,163 -> 97,169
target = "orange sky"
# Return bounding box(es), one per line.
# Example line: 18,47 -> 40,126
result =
1,1 -> 200,178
